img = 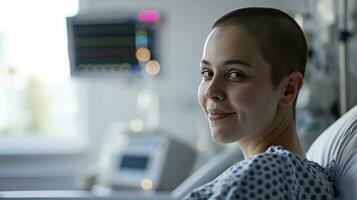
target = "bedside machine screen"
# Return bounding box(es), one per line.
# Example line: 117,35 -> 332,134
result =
119,155 -> 149,171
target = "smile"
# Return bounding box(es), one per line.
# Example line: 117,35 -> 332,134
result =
208,112 -> 235,121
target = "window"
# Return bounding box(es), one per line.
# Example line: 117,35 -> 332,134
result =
0,0 -> 85,154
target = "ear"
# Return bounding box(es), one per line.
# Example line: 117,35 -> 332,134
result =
278,71 -> 304,107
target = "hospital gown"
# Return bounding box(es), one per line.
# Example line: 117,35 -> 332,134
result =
184,146 -> 340,200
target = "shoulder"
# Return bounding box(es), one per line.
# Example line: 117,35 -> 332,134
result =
220,146 -> 309,197
198,146 -> 295,199
235,146 -> 316,182
185,146 -> 335,200
229,146 -> 297,176
222,146 -> 295,183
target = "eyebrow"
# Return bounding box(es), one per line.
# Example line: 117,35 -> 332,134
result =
201,59 -> 251,67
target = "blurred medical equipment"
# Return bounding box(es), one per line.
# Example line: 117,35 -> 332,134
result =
67,10 -> 161,76
337,0 -> 351,114
304,0 -> 356,114
80,127 -> 196,192
296,73 -> 337,151
294,0 -> 357,150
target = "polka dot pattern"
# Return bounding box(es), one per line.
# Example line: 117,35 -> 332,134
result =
184,146 -> 340,200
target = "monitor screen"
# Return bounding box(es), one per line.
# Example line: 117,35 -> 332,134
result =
67,11 -> 161,76
73,22 -> 137,66
119,155 -> 149,171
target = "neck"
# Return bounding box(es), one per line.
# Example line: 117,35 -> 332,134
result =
238,107 -> 305,159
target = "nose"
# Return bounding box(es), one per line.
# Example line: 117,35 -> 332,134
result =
204,78 -> 225,102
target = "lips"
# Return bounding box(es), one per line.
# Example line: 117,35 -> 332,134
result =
207,109 -> 235,121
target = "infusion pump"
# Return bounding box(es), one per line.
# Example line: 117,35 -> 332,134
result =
96,129 -> 196,192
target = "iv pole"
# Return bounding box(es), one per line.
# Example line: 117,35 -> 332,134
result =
338,0 -> 350,115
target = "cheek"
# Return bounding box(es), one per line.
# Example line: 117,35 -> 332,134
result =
229,86 -> 276,138
230,84 -> 277,117
230,86 -> 256,108
197,81 -> 207,111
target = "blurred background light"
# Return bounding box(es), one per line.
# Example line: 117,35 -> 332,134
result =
138,10 -> 160,23
135,31 -> 148,47
140,178 -> 153,190
145,60 -> 160,76
136,47 -> 151,62
130,118 -> 143,132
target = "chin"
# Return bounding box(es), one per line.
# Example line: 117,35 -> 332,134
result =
211,130 -> 240,144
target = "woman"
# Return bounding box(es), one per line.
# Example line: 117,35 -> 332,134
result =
184,7 -> 340,200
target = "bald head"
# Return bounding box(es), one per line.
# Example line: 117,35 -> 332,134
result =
213,7 -> 307,89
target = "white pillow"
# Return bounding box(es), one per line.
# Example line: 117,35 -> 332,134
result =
307,105 -> 357,200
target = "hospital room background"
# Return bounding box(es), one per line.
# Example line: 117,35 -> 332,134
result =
0,0 -> 356,199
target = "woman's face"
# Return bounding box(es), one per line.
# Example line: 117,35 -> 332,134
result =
198,26 -> 281,143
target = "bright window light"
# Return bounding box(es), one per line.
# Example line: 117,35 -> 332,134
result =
0,0 -> 78,82
0,0 -> 83,153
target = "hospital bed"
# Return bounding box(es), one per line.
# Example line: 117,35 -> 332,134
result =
306,105 -> 357,200
0,105 -> 356,200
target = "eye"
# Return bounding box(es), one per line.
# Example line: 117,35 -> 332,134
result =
201,69 -> 213,80
227,71 -> 246,81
